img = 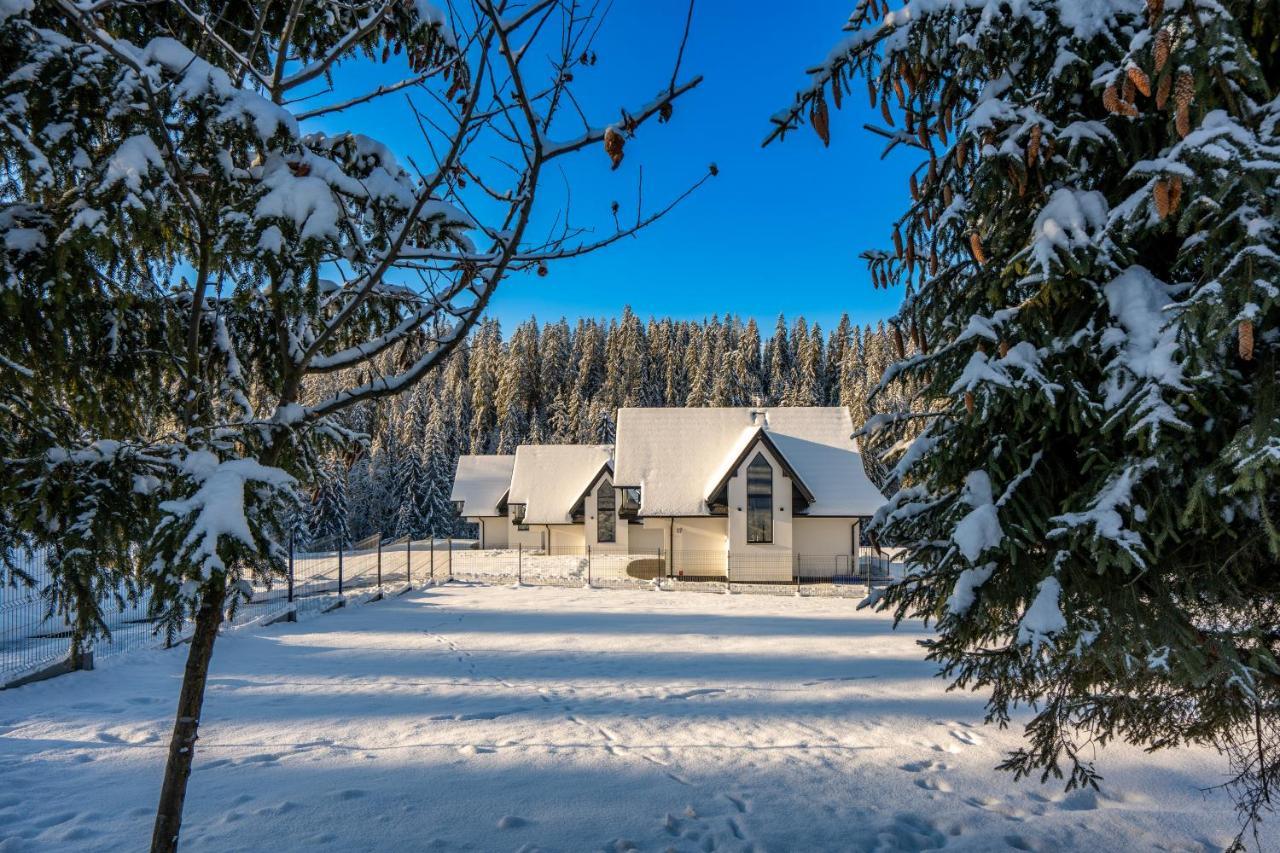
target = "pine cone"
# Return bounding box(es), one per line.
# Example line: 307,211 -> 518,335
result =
893,226 -> 904,258
832,78 -> 843,110
1153,179 -> 1172,219
1156,72 -> 1172,109
1147,0 -> 1165,24
1169,175 -> 1183,212
893,325 -> 906,359
892,77 -> 905,106
1127,65 -> 1152,98
969,232 -> 987,265
603,127 -> 625,169
943,184 -> 953,207
810,95 -> 831,147
956,140 -> 968,169
880,98 -> 895,127
964,391 -> 975,414
910,173 -> 920,201
867,78 -> 877,109
1103,83 -> 1122,114
1026,124 -> 1042,168
1239,320 -> 1254,361
1154,28 -> 1172,73
1174,71 -> 1194,137
998,339 -> 1010,358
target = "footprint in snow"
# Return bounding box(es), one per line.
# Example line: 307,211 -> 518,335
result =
496,815 -> 529,829
950,728 -> 984,746
899,759 -> 948,773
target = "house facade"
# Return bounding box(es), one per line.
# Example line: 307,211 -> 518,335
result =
450,407 -> 885,581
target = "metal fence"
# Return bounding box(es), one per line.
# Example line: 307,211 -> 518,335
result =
0,535 -> 460,688
449,544 -> 898,591
2,537 -> 899,688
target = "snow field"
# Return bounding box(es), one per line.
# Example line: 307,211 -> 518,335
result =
0,583 -> 1243,852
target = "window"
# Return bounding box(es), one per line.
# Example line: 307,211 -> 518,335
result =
746,453 -> 773,544
597,481 -> 616,543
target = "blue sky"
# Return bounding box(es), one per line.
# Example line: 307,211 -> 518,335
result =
311,1 -> 913,333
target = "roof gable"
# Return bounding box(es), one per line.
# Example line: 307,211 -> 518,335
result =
704,429 -> 816,508
508,444 -> 614,524
613,407 -> 884,517
450,455 -> 515,517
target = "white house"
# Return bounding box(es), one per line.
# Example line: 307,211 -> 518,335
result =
450,454 -> 515,548
612,406 -> 885,580
505,444 -> 614,550
449,407 -> 885,581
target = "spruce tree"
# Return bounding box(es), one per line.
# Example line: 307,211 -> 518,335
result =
309,461 -> 350,550
767,314 -> 791,401
774,0 -> 1280,841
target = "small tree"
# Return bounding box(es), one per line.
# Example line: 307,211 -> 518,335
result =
0,2 -> 706,849
772,0 -> 1279,844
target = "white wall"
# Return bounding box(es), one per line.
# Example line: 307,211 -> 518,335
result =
507,520 -> 586,551
628,526 -> 663,554
670,516 -> 728,577
474,517 -> 509,549
793,517 -> 857,577
584,476 -> 627,552
549,524 -> 585,550
726,442 -> 793,580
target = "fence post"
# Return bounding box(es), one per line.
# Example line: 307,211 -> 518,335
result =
517,543 -> 522,585
430,537 -> 435,581
288,534 -> 295,605
338,538 -> 344,597
377,537 -> 383,588
587,545 -> 592,587
447,537 -> 453,578
406,537 -> 412,586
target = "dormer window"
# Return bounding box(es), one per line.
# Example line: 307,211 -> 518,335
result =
619,487 -> 640,517
510,503 -> 526,525
746,453 -> 773,544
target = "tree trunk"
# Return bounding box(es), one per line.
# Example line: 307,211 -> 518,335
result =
151,576 -> 226,853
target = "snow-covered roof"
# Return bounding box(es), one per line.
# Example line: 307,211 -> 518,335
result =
450,455 -> 515,517
508,445 -> 613,525
613,407 -> 884,517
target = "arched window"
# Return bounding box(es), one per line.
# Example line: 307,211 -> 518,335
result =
597,480 -> 616,543
746,453 -> 773,544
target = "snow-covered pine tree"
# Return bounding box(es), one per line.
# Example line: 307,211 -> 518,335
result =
468,319 -> 503,454
826,314 -> 853,404
420,405 -> 457,537
0,2 -> 706,847
684,323 -> 711,406
539,318 -> 572,413
773,0 -> 1279,841
766,314 -> 791,401
604,306 -> 649,408
308,461 -> 350,551
495,320 -> 538,452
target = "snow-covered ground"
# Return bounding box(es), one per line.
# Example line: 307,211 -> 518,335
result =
0,583 -> 1242,852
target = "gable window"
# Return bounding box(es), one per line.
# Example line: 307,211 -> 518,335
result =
746,453 -> 773,544
597,480 -> 616,543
